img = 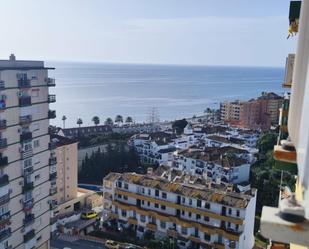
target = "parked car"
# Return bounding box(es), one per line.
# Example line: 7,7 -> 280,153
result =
81,211 -> 98,220
105,240 -> 120,249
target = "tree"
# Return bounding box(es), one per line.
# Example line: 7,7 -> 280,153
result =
92,116 -> 100,126
105,117 -> 114,126
77,118 -> 83,128
256,132 -> 278,154
172,119 -> 188,135
125,116 -> 133,124
115,115 -> 123,125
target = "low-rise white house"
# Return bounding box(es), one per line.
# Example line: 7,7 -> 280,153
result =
103,170 -> 257,249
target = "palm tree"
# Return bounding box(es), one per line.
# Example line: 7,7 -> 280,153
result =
62,115 -> 67,129
77,118 -> 83,128
92,116 -> 100,126
115,115 -> 123,126
105,117 -> 113,126
125,116 -> 133,124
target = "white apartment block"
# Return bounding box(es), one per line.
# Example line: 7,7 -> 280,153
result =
173,148 -> 251,184
103,171 -> 256,249
0,55 -> 56,249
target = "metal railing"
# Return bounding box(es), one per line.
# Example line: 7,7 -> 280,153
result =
19,115 -> 32,126
19,96 -> 31,107
48,94 -> 56,103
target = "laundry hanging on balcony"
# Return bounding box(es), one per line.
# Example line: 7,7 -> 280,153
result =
287,1 -> 301,39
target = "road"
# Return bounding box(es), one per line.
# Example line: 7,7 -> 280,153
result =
51,238 -> 106,249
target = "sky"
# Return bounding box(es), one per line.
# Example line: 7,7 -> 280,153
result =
0,0 -> 296,67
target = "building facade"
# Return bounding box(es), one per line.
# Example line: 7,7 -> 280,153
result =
0,55 -> 56,249
103,171 -> 256,249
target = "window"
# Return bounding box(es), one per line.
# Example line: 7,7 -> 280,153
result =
182,197 -> 185,204
147,201 -> 150,206
124,183 -> 129,190
197,199 -> 201,207
141,188 -> 145,194
148,189 -> 151,195
204,216 -> 209,222
181,210 -> 185,216
196,214 -> 201,220
121,210 -> 127,217
160,221 -> 166,229
35,174 -> 40,180
117,194 -> 122,199
228,208 -> 232,215
188,212 -> 192,218
162,192 -> 167,199
155,189 -> 159,197
154,203 -> 159,208
161,205 -> 166,210
204,202 -> 210,209
140,215 -> 146,222
117,181 -> 122,188
124,195 -> 128,200
24,158 -> 32,168
181,227 -> 187,235
141,200 -> 144,205
204,233 -> 211,241
236,224 -> 239,231
189,199 -> 192,205
236,210 -> 240,217
228,222 -> 231,228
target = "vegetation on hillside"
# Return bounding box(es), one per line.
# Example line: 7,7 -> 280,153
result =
172,119 -> 188,134
78,133 -> 134,148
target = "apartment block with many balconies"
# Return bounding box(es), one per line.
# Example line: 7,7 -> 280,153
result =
0,54 -> 56,249
103,169 -> 256,249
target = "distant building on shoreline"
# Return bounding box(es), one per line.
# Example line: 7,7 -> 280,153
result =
220,92 -> 283,130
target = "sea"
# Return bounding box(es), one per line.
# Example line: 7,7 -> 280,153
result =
46,61 -> 285,128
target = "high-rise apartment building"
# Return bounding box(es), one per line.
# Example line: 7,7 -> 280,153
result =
0,55 -> 56,249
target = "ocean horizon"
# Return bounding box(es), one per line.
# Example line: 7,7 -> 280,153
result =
46,61 -> 285,128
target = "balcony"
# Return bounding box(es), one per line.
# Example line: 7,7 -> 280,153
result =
20,115 -> 32,126
48,94 -> 56,103
45,77 -> 56,87
128,217 -> 138,225
23,198 -> 34,211
49,141 -> 57,150
21,148 -> 33,159
49,157 -> 57,165
18,78 -> 31,88
19,96 -> 31,107
0,120 -> 7,130
23,213 -> 35,227
20,132 -> 32,142
22,181 -> 34,193
0,81 -> 5,90
0,194 -> 10,206
0,157 -> 8,167
0,175 -> 9,188
49,200 -> 57,210
0,211 -> 10,225
50,185 -> 57,196
0,228 -> 11,242
0,139 -> 7,150
49,171 -> 57,180
146,223 -> 157,231
23,166 -> 33,176
0,100 -> 5,111
167,229 -> 178,238
23,229 -> 35,242
48,110 -> 56,119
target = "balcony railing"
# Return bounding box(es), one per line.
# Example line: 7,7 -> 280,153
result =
23,198 -> 34,211
21,148 -> 33,159
49,157 -> 57,165
48,110 -> 56,119
0,100 -> 5,111
19,115 -> 32,126
0,81 -> 5,90
0,228 -> 11,242
0,157 -> 8,167
23,214 -> 35,227
19,96 -> 31,107
0,139 -> 7,150
22,182 -> 34,193
23,229 -> 35,242
20,132 -> 32,142
49,141 -> 57,150
18,79 -> 31,88
48,94 -> 56,103
0,194 -> 10,206
0,120 -> 6,130
0,175 -> 9,188
45,77 -> 56,87
0,211 -> 10,224
49,200 -> 58,210
23,166 -> 34,176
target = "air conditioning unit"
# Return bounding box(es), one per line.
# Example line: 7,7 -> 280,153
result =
18,92 -> 23,97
